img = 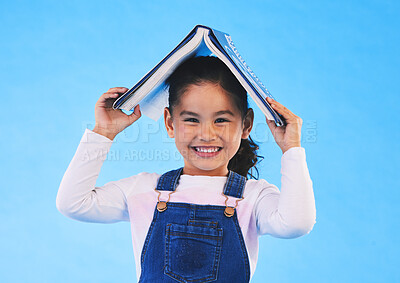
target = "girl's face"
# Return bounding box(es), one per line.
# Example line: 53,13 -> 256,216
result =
164,82 -> 254,176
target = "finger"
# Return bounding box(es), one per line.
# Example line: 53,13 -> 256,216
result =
266,97 -> 288,123
269,101 -> 298,121
266,117 -> 277,132
107,87 -> 129,93
133,104 -> 141,116
128,105 -> 142,124
266,96 -> 275,104
267,97 -> 288,110
269,99 -> 293,115
96,92 -> 121,107
99,92 -> 120,102
267,97 -> 285,115
266,97 -> 302,126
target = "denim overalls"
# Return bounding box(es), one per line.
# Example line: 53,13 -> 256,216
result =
138,167 -> 251,283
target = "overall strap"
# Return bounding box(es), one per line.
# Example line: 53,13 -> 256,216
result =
155,167 -> 184,191
223,170 -> 247,198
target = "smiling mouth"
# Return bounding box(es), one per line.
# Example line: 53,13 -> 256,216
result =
191,146 -> 222,153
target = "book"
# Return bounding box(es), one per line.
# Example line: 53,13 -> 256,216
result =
113,25 -> 286,127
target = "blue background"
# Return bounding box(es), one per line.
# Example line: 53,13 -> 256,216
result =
1,0 -> 398,282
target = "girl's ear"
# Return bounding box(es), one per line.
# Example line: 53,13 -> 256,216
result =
164,107 -> 175,138
241,108 -> 254,139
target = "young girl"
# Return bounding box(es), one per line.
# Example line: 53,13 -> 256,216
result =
56,56 -> 316,282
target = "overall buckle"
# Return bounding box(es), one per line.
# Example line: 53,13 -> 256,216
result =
222,193 -> 244,217
155,188 -> 176,212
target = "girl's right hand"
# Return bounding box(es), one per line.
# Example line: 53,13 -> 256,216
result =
92,87 -> 141,140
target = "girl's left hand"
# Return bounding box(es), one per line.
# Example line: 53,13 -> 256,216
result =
265,97 -> 303,154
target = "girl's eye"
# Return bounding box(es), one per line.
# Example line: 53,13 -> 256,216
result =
184,118 -> 199,123
215,118 -> 229,123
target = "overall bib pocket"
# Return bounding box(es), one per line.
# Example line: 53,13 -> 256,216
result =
165,222 -> 223,283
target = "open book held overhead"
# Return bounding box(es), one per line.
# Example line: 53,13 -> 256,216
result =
113,25 -> 286,127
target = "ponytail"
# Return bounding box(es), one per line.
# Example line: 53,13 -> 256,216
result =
228,136 -> 263,179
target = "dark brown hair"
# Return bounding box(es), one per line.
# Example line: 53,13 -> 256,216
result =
165,56 -> 263,179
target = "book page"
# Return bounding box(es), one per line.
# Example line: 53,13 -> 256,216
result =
137,36 -> 212,121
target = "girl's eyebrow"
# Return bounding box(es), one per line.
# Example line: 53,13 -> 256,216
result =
179,110 -> 235,117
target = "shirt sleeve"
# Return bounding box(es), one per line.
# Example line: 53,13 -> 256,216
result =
56,128 -> 135,223
255,147 -> 316,238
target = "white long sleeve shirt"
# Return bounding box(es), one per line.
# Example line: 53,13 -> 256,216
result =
56,129 -> 316,281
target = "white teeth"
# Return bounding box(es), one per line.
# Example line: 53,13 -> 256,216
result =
195,147 -> 220,153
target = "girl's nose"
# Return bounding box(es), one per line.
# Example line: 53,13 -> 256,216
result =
199,122 -> 217,142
